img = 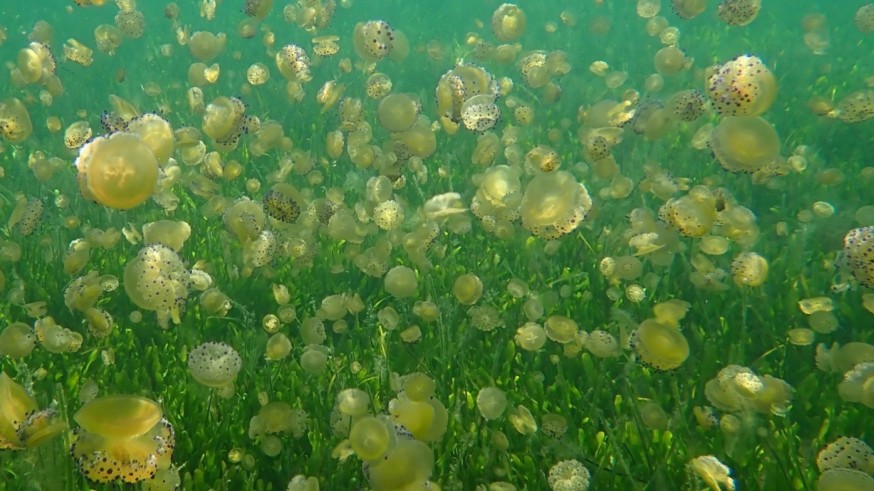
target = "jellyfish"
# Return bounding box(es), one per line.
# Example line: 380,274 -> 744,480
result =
377,93 -> 420,133
843,227 -> 874,287
70,395 -> 175,483
74,132 -> 158,209
0,97 -> 34,143
187,342 -> 242,389
115,9 -> 145,38
834,91 -> 874,124
816,437 -> 874,473
857,4 -> 874,33
548,459 -> 591,491
461,95 -> 501,133
631,319 -> 690,371
717,0 -> 761,27
476,387 -> 508,420
123,243 -> 191,328
706,55 -> 776,116
667,89 -> 706,121
492,4 -> 526,41
709,116 -> 780,174
312,35 -> 340,57
349,416 -> 394,461
352,20 -> 394,61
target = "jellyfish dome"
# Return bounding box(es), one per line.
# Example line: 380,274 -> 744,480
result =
74,132 -> 159,210
706,54 -> 776,116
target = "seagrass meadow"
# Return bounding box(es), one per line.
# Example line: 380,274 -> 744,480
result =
1,0 -> 874,490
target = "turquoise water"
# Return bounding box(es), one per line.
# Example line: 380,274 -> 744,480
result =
0,1 -> 873,490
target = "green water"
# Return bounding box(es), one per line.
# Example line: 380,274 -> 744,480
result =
0,0 -> 873,490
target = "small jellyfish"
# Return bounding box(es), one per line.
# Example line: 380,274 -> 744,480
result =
115,9 -> 146,38
263,183 -> 303,224
352,20 -> 394,61
188,342 -> 242,389
365,73 -> 392,99
666,89 -> 706,121
856,4 -> 874,33
548,459 -> 591,491
74,132 -> 159,210
709,116 -> 781,174
631,319 -> 690,371
460,95 -> 501,133
834,91 -> 874,124
312,35 -> 340,57
844,227 -> 874,287
377,93 -> 420,133
492,4 -> 527,42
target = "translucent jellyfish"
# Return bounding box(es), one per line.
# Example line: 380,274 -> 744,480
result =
709,116 -> 780,174
453,273 -> 483,305
63,38 -> 94,66
352,20 -> 394,61
706,55 -> 776,116
631,319 -> 690,370
476,387 -> 508,420
123,243 -> 191,328
667,89 -> 706,121
0,97 -> 34,143
377,93 -> 420,133
844,227 -> 874,287
0,372 -> 53,449
461,95 -> 501,133
70,395 -> 175,484
188,342 -> 242,389
246,63 -> 270,86
0,322 -> 35,358
654,46 -> 689,76
74,132 -> 158,209
834,91 -> 874,124
515,322 -> 547,351
127,113 -> 175,165
115,9 -> 145,38
366,73 -> 392,99
223,197 -> 266,240
548,459 -> 591,491
350,416 -> 393,461
64,121 -> 92,149
35,317 -> 83,353
365,439 -> 434,490
142,220 -> 191,252
94,24 -> 123,55
718,0 -> 761,27
384,266 -> 417,298
857,4 -> 874,33
838,362 -> 874,408
492,4 -> 527,42
519,171 -> 592,239
659,187 -> 718,237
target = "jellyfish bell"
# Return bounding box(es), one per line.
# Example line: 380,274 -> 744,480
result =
377,93 -> 420,133
74,132 -> 159,210
187,342 -> 242,389
127,113 -> 175,165
352,20 -> 394,62
312,35 -> 340,57
631,319 -> 690,371
0,97 -> 34,143
653,46 -> 689,76
717,0 -> 761,27
706,54 -> 776,116
833,91 -> 874,124
709,116 -> 781,174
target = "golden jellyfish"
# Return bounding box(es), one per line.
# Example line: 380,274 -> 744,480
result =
666,89 -> 706,121
349,416 -> 394,461
243,0 -> 273,19
264,183 -> 304,224
476,387 -> 508,420
352,20 -> 394,61
384,265 -> 417,298
435,64 -> 499,132
631,319 -> 690,371
519,170 -> 593,239
365,73 -> 392,99
202,96 -> 250,151
123,243 -> 191,328
115,9 -> 145,38
548,460 -> 591,491
373,200 -> 405,230
731,251 -> 768,286
688,456 -> 735,491
63,38 -> 94,66
717,0 -> 761,27
94,24 -> 123,54
246,63 -> 270,86
276,44 -> 312,82
637,0 -> 661,18
392,115 -> 437,159
70,395 -> 175,484
142,220 -> 191,252
653,46 -> 689,76
671,0 -> 707,19
844,227 -> 874,287
0,97 -> 34,143
74,132 -> 159,210
1,373 -> 65,449
834,91 -> 874,124
659,186 -> 718,237
188,31 -> 227,62
453,273 -> 483,305
366,439 -> 434,490
0,322 -> 35,358
377,93 -> 420,133
312,35 -> 340,57
491,4 -> 527,42
857,4 -> 874,33
709,116 -> 781,174
127,113 -> 175,165
706,54 -> 776,116
461,95 -> 501,133
64,121 -> 93,149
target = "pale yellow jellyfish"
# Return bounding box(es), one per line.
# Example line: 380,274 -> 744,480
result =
492,4 -> 527,41
631,319 -> 690,370
352,20 -> 394,61
709,116 -> 781,174
75,132 -> 158,209
844,227 -> 874,286
187,342 -> 242,389
717,0 -> 761,26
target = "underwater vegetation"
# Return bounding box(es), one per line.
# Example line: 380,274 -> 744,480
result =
1,0 -> 874,489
